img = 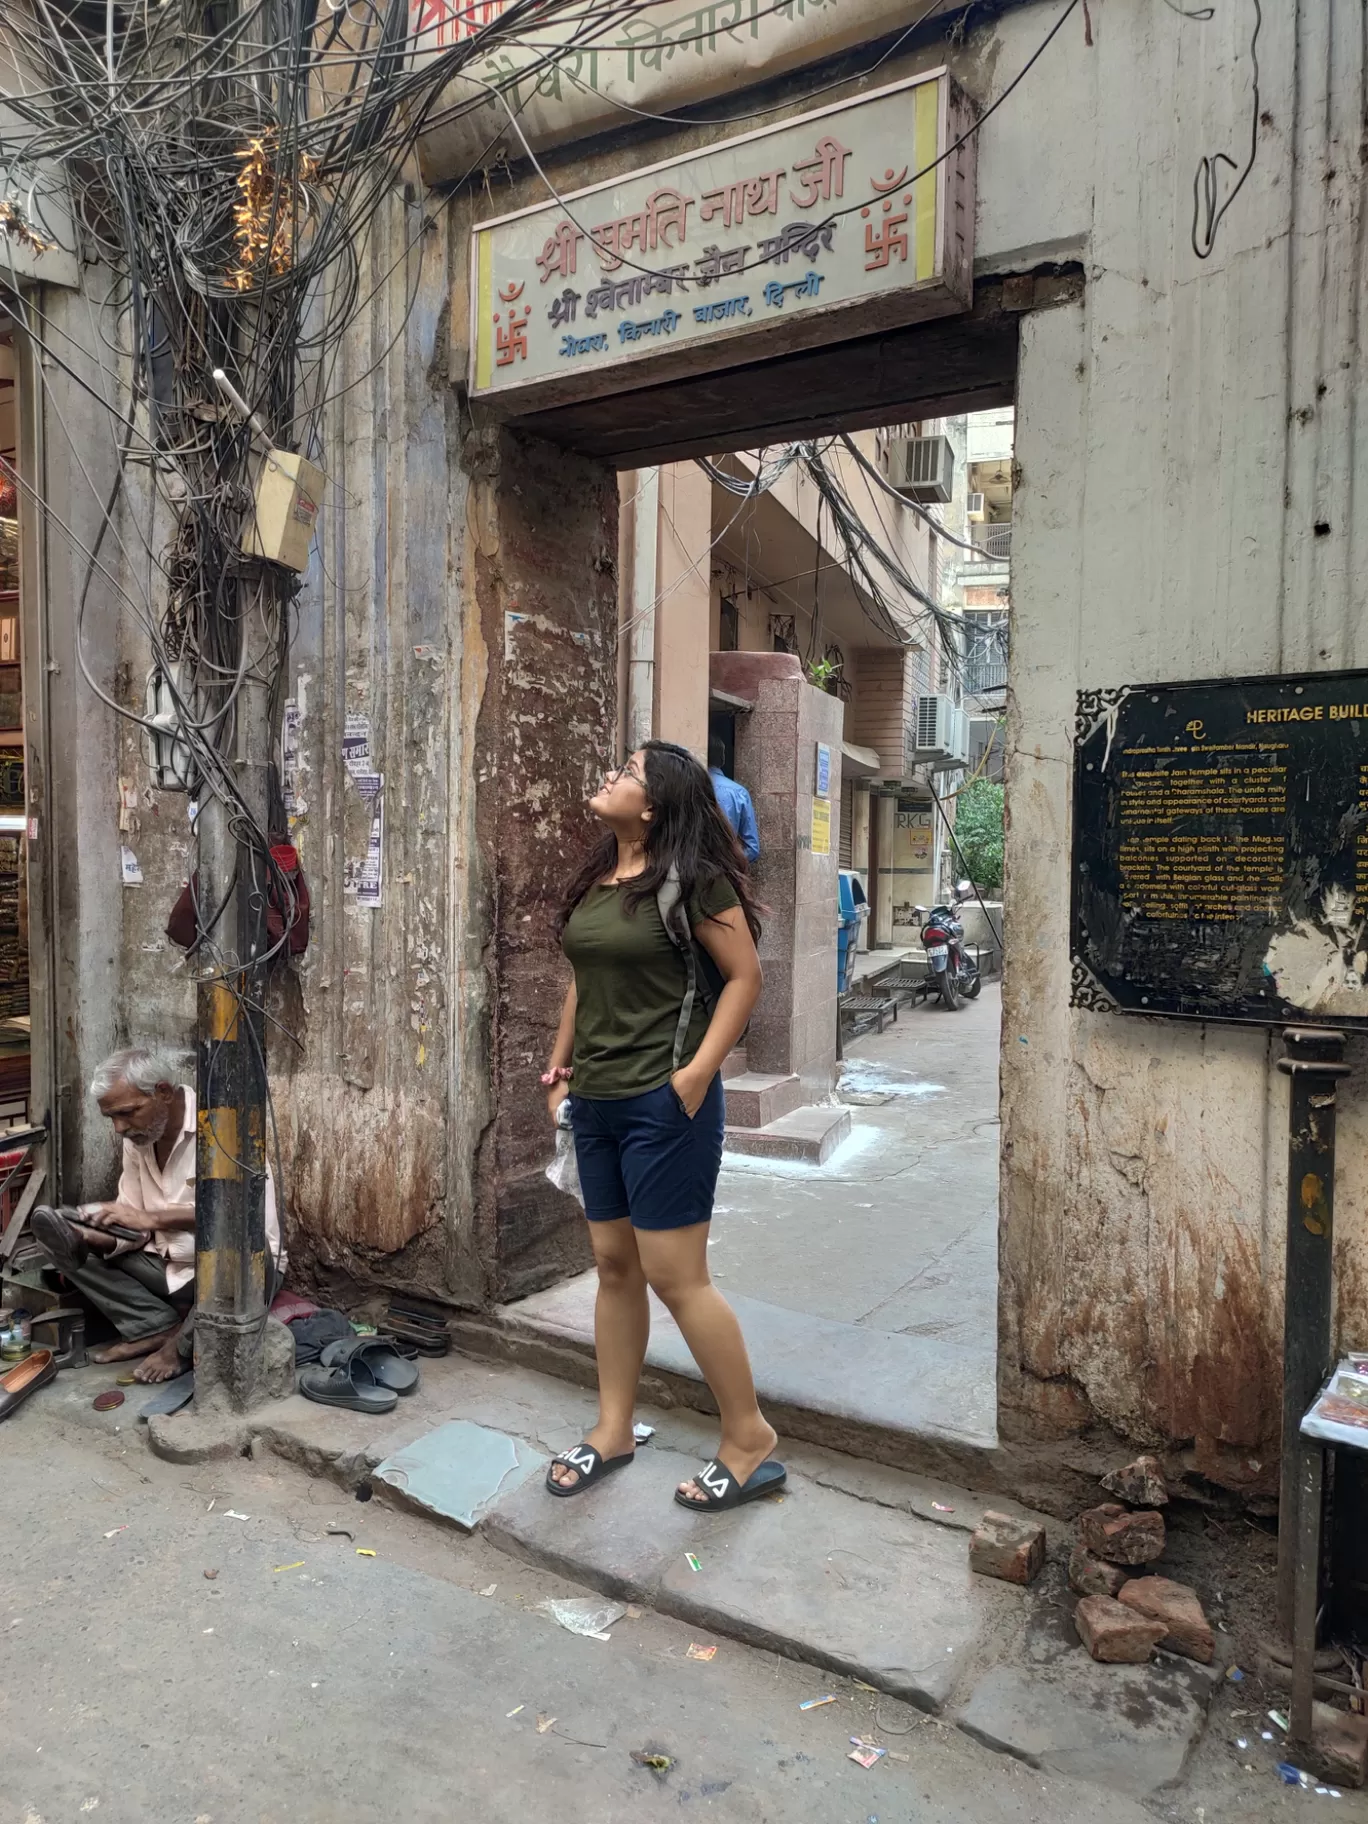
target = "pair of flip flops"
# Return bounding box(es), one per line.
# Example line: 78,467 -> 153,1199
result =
298,1336 -> 420,1414
384,1304 -> 451,1357
544,1443 -> 786,1511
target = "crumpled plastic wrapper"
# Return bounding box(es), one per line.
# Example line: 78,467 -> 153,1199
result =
545,1100 -> 582,1205
539,1596 -> 627,1637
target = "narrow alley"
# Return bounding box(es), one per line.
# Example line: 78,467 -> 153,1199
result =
505,985 -> 1000,1452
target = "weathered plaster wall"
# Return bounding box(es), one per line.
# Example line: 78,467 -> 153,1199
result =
466,422 -> 620,1301
21,278 -> 129,1199
262,201 -> 618,1306
989,1 -> 1368,1486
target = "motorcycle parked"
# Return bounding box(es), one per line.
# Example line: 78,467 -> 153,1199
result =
914,881 -> 982,1011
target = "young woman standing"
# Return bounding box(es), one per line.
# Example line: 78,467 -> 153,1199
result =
542,740 -> 784,1512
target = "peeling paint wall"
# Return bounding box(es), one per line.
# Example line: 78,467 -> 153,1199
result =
267,197 -> 460,1297
991,1 -> 1368,1486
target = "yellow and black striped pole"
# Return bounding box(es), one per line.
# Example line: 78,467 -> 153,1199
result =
192,574 -> 273,1410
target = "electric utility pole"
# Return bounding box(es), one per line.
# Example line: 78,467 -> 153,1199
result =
193,567 -> 277,1410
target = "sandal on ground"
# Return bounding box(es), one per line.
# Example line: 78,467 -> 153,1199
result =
298,1356 -> 398,1414
674,1458 -> 787,1513
545,1443 -> 635,1498
321,1334 -> 420,1396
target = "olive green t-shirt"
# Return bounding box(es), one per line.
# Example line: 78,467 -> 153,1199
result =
562,876 -> 740,1100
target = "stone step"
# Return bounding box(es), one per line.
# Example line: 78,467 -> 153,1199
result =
720,1046 -> 749,1081
724,1102 -> 851,1163
723,1070 -> 804,1128
468,1274 -> 999,1483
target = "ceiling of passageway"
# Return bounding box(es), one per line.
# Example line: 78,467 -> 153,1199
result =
506,277 -> 1031,469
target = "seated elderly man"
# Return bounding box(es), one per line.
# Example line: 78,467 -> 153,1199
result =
30,1047 -> 282,1384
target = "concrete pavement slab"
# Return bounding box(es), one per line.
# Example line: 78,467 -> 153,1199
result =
955,1659 -> 1216,1797
485,1442 -> 1020,1711
500,1273 -> 997,1450
373,1419 -> 546,1528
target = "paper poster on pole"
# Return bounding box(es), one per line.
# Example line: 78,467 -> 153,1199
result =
357,781 -> 384,908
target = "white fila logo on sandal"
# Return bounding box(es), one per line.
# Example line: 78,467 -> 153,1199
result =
700,1464 -> 731,1498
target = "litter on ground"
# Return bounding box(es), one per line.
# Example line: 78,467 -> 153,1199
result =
355,1548 -> 376,1558
686,1644 -> 717,1662
537,1715 -> 556,1734
539,1597 -> 627,1637
800,1696 -> 837,1710
631,1751 -> 673,1774
685,1553 -> 703,1573
272,1562 -> 305,1573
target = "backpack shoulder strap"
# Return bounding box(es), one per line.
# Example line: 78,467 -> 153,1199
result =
657,865 -> 697,1072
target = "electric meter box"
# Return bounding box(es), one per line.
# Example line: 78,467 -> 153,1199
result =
245,448 -> 325,573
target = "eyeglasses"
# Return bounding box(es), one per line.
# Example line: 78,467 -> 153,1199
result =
605,759 -> 645,786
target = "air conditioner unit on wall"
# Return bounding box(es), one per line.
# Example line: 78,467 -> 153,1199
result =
888,434 -> 954,504
914,694 -> 971,766
966,492 -> 986,522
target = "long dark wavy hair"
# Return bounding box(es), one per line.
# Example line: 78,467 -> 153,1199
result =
557,740 -> 762,942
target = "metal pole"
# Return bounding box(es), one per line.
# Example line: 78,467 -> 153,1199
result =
1275,1026 -> 1348,1637
193,574 -> 273,1410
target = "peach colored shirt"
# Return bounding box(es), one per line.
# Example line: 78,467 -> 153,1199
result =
109,1085 -> 281,1295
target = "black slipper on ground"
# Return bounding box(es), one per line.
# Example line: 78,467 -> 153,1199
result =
382,1317 -> 450,1356
545,1443 -> 635,1498
298,1357 -> 398,1414
674,1458 -> 787,1513
321,1335 -> 419,1395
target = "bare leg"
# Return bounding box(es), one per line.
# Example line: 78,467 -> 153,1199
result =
134,1314 -> 192,1384
549,1219 -> 649,1490
636,1224 -> 776,1504
89,1326 -> 178,1366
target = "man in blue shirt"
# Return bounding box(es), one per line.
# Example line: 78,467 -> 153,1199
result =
708,734 -> 760,863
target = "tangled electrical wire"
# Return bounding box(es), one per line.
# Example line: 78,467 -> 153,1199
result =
0,0 -> 683,1208
700,439 -> 970,691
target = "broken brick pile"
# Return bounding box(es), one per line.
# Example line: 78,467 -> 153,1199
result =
1068,1455 -> 1217,1667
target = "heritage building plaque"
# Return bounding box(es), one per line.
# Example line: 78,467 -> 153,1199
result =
1071,670 -> 1368,1028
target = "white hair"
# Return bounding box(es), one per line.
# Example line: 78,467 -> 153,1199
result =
90,1046 -> 187,1099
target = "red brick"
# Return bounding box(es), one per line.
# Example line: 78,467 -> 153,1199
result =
970,1511 -> 1046,1586
1101,1455 -> 1170,1508
1117,1575 -> 1214,1664
1068,1544 -> 1129,1598
1075,1594 -> 1166,1664
1312,1702 -> 1368,1788
1078,1502 -> 1166,1566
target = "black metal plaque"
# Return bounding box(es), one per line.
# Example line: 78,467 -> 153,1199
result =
1071,670 -> 1368,1027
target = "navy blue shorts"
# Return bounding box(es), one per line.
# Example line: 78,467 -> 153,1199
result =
569,1074 -> 725,1230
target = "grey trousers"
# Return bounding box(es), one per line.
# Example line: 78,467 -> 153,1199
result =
57,1249 -> 194,1349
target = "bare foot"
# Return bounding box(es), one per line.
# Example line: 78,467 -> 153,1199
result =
549,1423 -> 635,1490
134,1336 -> 188,1384
89,1327 -> 178,1366
677,1418 -> 778,1506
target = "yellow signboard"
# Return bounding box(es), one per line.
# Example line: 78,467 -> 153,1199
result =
811,797 -> 831,856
